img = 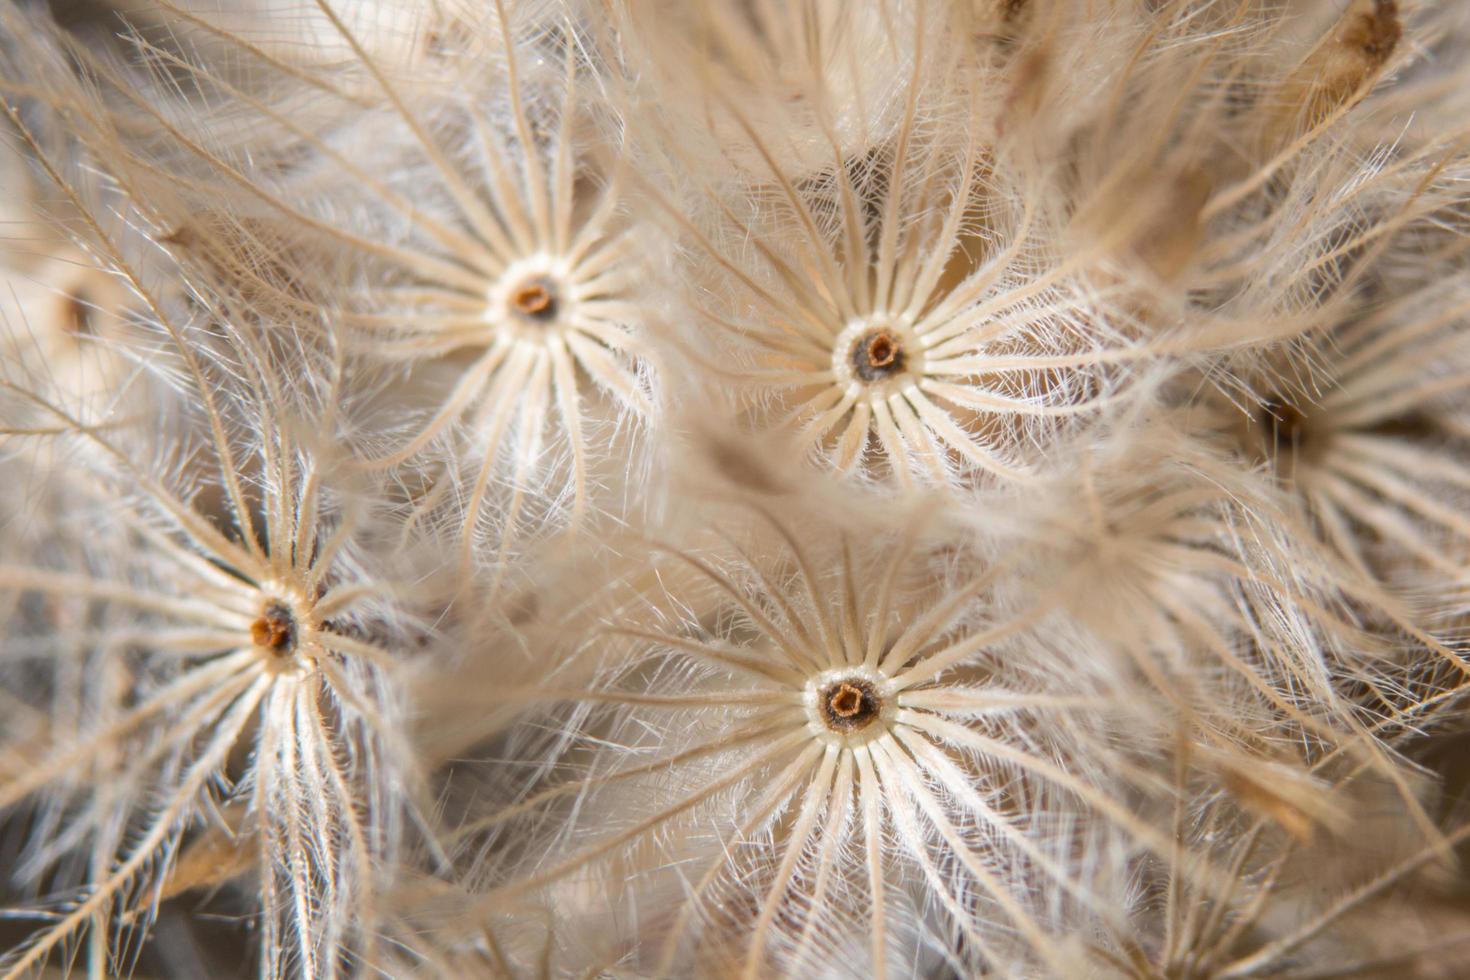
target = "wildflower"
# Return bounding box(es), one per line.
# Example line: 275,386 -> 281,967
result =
1188,271 -> 1470,594
1012,420 -> 1464,838
446,507 -> 1176,976
0,368 -> 427,977
4,0 -> 1470,975
311,10 -> 660,569
12,0 -> 660,575
647,25 -> 1129,491
0,96 -> 430,978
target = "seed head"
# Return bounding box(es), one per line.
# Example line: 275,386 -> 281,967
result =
251,600 -> 299,658
510,278 -> 557,321
806,668 -> 894,747
850,329 -> 906,383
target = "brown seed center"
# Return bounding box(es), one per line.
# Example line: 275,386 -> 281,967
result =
829,683 -> 865,718
867,334 -> 898,368
819,677 -> 881,732
511,280 -> 557,320
1254,398 -> 1327,471
251,601 -> 298,657
63,291 -> 95,336
1260,400 -> 1309,448
851,329 -> 906,382
1245,397 -> 1339,479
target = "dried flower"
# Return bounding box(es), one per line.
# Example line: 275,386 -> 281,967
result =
3,0 -> 1470,976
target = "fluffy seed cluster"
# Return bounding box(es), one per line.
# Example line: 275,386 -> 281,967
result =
3,1 -> 1470,977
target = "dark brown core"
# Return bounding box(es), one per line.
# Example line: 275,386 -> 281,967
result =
511,280 -> 557,321
251,601 -> 298,657
63,291 -> 94,336
851,330 -> 906,383
820,678 -> 881,732
1258,400 -> 1313,456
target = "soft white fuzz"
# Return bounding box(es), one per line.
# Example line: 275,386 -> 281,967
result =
3,1 -> 1470,978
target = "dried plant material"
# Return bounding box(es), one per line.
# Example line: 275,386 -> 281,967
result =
2,0 -> 1470,977
151,809 -> 255,906
1268,0 -> 1403,146
1109,165 -> 1214,284
1218,757 -> 1334,845
448,513 -> 1155,976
